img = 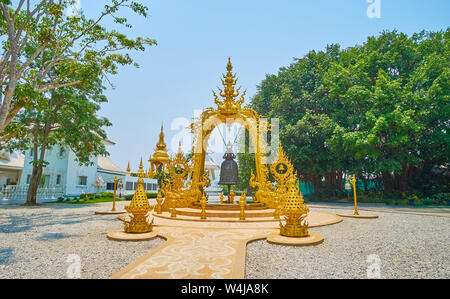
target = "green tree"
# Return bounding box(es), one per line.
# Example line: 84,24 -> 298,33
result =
7,79 -> 111,205
0,0 -> 155,137
248,29 -> 449,197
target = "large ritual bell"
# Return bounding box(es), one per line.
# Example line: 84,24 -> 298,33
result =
219,142 -> 240,198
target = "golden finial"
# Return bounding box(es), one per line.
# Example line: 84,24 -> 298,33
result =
137,157 -> 145,179
157,123 -> 167,150
126,161 -> 131,173
213,58 -> 247,115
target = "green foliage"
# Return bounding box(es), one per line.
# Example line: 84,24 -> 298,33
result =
433,193 -> 450,205
247,29 -> 450,197
0,0 -> 156,138
0,1 -> 157,205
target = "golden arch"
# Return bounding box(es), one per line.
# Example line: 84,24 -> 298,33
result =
161,58 -> 297,209
187,59 -> 273,204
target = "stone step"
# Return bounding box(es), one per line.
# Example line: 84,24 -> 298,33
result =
175,207 -> 276,218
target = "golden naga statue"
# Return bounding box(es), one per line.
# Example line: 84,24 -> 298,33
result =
124,159 -> 154,233
160,144 -> 211,210
280,176 -> 310,238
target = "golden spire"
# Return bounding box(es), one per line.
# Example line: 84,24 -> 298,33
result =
149,124 -> 170,177
124,158 -> 154,233
126,161 -> 131,173
279,177 -> 310,238
156,124 -> 167,150
213,57 -> 246,115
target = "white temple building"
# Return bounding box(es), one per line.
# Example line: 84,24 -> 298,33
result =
0,139 -> 158,204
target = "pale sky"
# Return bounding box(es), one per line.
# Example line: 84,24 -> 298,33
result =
79,0 -> 449,171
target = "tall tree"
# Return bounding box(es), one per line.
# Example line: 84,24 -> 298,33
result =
246,29 -> 449,196
0,0 -> 156,137
6,74 -> 111,205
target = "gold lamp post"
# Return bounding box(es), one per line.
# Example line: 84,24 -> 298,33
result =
112,176 -> 119,212
346,176 -> 359,216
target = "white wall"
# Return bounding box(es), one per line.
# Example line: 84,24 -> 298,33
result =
65,150 -> 98,196
123,176 -> 159,195
20,146 -> 69,189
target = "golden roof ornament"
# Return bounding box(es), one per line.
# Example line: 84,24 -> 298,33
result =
212,57 -> 246,116
124,158 -> 154,233
149,124 -> 170,177
156,124 -> 168,151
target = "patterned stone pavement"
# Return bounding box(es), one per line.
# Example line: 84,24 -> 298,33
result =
111,211 -> 342,279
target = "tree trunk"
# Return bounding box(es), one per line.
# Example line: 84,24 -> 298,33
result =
25,121 -> 50,205
382,171 -> 394,193
312,175 -> 322,193
25,164 -> 43,206
337,171 -> 343,193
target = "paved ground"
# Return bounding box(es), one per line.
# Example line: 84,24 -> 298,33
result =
0,202 -> 164,279
247,204 -> 450,279
0,202 -> 448,279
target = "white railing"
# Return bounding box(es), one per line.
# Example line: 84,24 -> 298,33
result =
1,185 -> 66,201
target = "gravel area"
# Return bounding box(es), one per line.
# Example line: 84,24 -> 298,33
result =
246,205 -> 450,279
0,202 -> 164,279
1,202 -> 448,279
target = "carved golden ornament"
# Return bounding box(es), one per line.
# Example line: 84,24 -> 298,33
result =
161,144 -> 198,211
230,188 -> 236,204
148,125 -> 170,178
124,158 -> 154,233
270,144 -> 294,188
148,58 -> 310,224
200,195 -> 207,220
273,195 -> 281,220
220,193 -> 224,204
212,57 -> 247,116
280,177 -> 309,238
170,198 -> 177,218
188,58 -> 271,205
239,193 -> 247,221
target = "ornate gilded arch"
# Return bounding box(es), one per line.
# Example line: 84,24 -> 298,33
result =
162,58 -> 300,210
187,58 -> 272,204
